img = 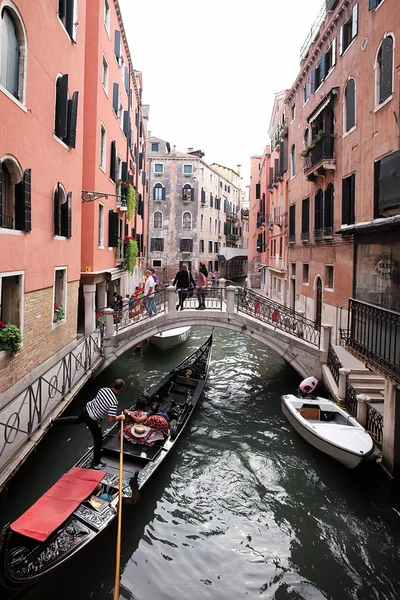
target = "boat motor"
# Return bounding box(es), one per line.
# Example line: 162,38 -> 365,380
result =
298,376 -> 318,398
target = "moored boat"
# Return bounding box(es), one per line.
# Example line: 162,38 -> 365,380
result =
150,326 -> 192,351
0,333 -> 213,591
281,393 -> 374,469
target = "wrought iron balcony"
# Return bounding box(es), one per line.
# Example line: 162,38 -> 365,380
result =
256,212 -> 266,228
303,134 -> 335,174
301,232 -> 310,242
289,234 -> 296,244
347,298 -> 400,384
322,226 -> 334,238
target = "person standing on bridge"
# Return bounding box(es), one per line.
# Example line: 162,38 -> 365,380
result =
173,264 -> 195,310
50,380 -> 126,469
143,269 -> 157,317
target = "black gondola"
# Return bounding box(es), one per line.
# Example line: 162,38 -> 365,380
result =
0,333 -> 213,591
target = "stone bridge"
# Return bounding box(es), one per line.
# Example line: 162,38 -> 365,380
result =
98,282 -> 332,380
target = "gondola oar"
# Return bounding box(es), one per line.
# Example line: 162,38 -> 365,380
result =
113,415 -> 124,600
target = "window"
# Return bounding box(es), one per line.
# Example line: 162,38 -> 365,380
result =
98,203 -> 104,247
53,268 -> 67,324
150,238 -> 164,252
182,184 -> 193,202
151,143 -> 159,152
153,210 -> 162,229
325,265 -> 334,289
58,0 -> 77,41
0,157 -> 31,231
55,75 -> 79,148
104,0 -> 110,33
153,183 -> 164,201
344,78 -> 356,131
304,81 -> 310,103
214,242 -> 218,253
180,239 -> 193,252
208,240 -> 212,253
290,145 -> 296,178
54,183 -> 71,237
324,184 -> 334,234
339,3 -> 358,55
199,239 -> 204,253
303,264 -> 309,284
311,64 -> 321,92
291,104 -> 296,121
183,164 -> 193,175
154,163 -> 164,174
314,188 -> 323,236
152,259 -> 162,267
200,214 -> 204,230
112,82 -> 119,114
114,29 -> 121,63
0,5 -> 27,103
102,55 -> 109,93
214,219 -> 217,234
0,272 -> 23,332
369,0 -> 383,9
182,211 -> 192,230
289,204 -> 296,242
301,197 -> 310,240
279,237 -> 282,257
218,220 -> 221,233
375,35 -> 394,106
342,173 -> 356,224
100,124 -> 106,169
320,39 -> 336,81
209,217 -> 212,232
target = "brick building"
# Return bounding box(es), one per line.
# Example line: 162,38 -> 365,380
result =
147,138 -> 242,281
0,0 -> 86,394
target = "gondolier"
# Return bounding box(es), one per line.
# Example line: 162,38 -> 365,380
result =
51,380 -> 126,469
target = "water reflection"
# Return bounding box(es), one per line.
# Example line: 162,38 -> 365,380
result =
1,328 -> 400,599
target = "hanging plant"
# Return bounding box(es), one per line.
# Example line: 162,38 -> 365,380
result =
0,323 -> 22,353
126,185 -> 137,221
124,239 -> 138,274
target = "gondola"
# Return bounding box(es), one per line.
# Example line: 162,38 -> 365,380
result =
0,333 -> 213,591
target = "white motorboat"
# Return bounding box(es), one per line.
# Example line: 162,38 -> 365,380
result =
150,326 -> 192,351
281,394 -> 374,469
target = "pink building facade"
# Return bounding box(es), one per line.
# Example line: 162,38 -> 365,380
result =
80,0 -> 148,335
0,0 -> 86,394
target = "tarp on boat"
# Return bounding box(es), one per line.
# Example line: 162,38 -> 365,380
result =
10,467 -> 105,542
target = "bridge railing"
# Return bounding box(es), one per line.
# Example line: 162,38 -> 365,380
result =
236,288 -> 321,347
108,288 -> 168,332
0,329 -> 103,485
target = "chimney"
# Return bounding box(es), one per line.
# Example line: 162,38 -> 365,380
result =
237,164 -> 242,176
188,147 -> 193,152
172,145 -> 176,155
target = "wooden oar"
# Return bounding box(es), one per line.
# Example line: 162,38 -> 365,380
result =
113,416 -> 124,600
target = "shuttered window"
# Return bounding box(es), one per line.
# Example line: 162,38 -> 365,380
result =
255,183 -> 260,199
108,210 -> 119,247
289,204 -> 296,240
379,150 -> 400,214
150,238 -> 164,252
65,91 -> 79,148
114,30 -> 121,61
314,189 -> 323,231
377,36 -> 394,105
201,188 -> 206,204
55,75 -> 68,139
54,183 -> 71,237
208,241 -> 212,253
339,3 -> 358,55
341,174 -> 355,225
58,0 -> 76,41
324,184 -> 334,229
113,82 -> 119,114
345,79 -> 356,131
301,198 -> 310,235
369,0 -> 382,9
110,141 -> 117,182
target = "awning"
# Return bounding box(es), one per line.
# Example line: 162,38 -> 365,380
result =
107,267 -> 126,281
337,214 -> 400,236
11,467 -> 105,541
307,88 -> 339,124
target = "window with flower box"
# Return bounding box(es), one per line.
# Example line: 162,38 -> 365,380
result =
53,268 -> 67,324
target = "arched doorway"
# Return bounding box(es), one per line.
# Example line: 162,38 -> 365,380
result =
314,277 -> 322,330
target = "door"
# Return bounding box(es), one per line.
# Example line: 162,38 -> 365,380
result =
315,276 -> 322,329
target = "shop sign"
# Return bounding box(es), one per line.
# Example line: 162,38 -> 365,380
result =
374,253 -> 399,279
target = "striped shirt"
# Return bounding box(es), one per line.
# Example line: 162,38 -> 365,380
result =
86,388 -> 118,420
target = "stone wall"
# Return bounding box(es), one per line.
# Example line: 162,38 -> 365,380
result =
0,281 -> 80,394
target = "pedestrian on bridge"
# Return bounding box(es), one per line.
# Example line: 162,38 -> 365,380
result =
173,264 -> 195,310
143,269 -> 157,317
50,380 -> 126,469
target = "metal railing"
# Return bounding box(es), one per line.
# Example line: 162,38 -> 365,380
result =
304,134 -> 335,171
0,329 -> 103,477
344,380 -> 358,418
327,343 -> 341,385
366,404 -> 383,447
111,288 -> 167,332
236,288 -> 321,346
347,298 -> 400,384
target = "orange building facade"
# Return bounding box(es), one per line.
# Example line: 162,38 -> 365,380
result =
0,0 -> 86,394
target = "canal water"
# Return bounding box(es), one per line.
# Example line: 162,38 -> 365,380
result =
1,327 -> 400,600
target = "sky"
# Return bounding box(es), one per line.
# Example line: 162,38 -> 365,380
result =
119,0 -> 324,188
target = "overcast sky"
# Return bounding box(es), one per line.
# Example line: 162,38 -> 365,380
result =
120,0 -> 324,187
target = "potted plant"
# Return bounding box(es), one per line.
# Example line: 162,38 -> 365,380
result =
54,303 -> 65,322
0,322 -> 22,353
96,311 -> 106,328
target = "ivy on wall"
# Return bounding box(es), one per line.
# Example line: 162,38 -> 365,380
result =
126,185 -> 137,221
125,239 -> 138,274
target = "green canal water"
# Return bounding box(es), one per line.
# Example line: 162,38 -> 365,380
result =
1,327 -> 400,599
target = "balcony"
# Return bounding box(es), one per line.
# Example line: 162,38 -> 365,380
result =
227,233 -> 239,241
289,234 -> 296,244
347,298 -> 400,384
256,212 -> 266,228
227,212 -> 238,222
322,226 -> 334,238
313,229 -> 322,240
241,208 -> 249,218
303,134 -> 336,179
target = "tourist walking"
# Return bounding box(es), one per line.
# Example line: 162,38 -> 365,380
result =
144,269 -> 157,316
50,380 -> 126,469
173,264 -> 195,310
196,267 -> 208,310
